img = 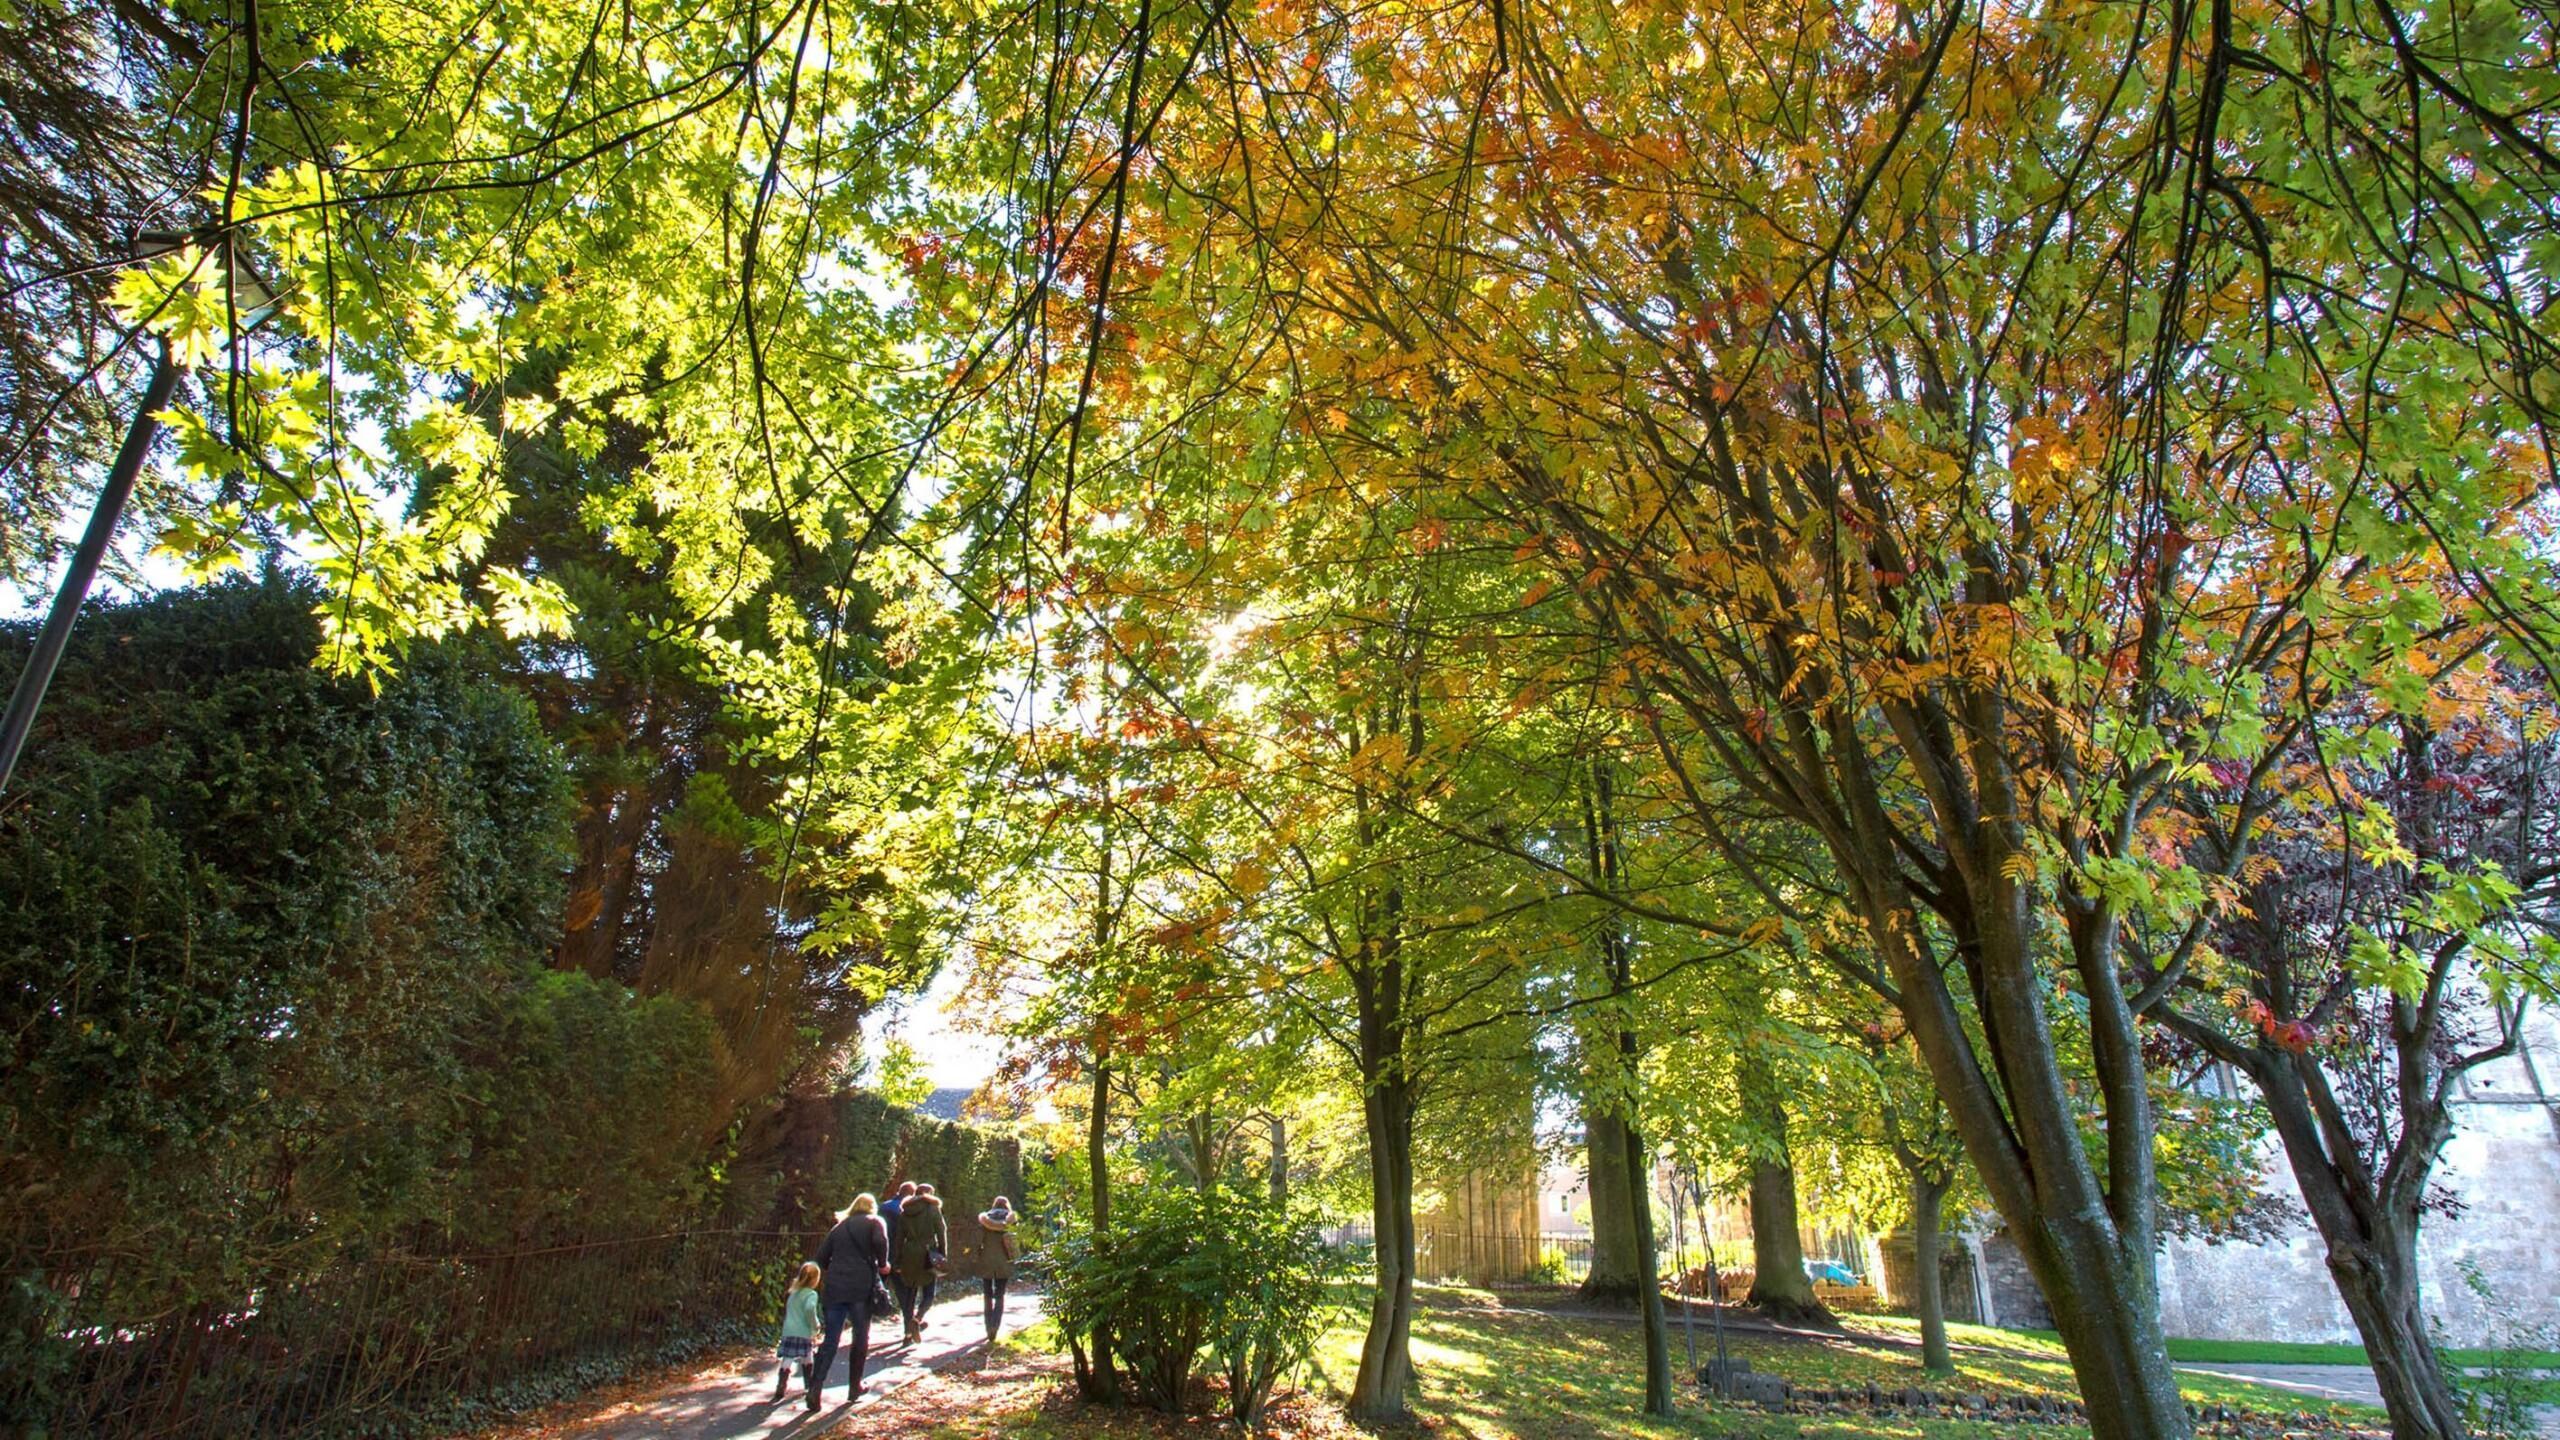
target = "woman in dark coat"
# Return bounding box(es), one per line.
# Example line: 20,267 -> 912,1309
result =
890,1183 -> 948,1343
806,1193 -> 892,1411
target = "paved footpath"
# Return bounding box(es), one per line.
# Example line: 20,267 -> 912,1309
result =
541,1286 -> 1045,1439
2176,1364 -> 2560,1439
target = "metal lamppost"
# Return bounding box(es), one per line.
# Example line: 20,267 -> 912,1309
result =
0,231 -> 279,793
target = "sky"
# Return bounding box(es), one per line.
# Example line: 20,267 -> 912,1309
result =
871,960 -> 1008,1090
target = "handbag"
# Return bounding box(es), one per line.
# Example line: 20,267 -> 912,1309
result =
868,1217 -> 895,1312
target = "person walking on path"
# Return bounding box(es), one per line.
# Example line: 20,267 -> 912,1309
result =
891,1182 -> 948,1345
882,1180 -> 916,1256
962,1197 -> 1019,1341
806,1193 -> 892,1412
770,1262 -> 822,1403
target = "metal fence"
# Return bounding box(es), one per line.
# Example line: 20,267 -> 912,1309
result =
1322,1225 -> 1636,1289
3,1229 -> 803,1439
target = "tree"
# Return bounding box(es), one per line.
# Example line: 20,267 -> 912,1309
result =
438,366 -> 887,1107
1065,0 -> 2560,1427
0,0 -> 209,585
1734,1036 -> 1832,1328
2157,697 -> 2560,1440
1833,1010 -> 1972,1374
1646,960 -> 1840,1329
1576,1082 -> 1647,1305
12,1 -> 2549,1436
1574,759 -> 1673,1412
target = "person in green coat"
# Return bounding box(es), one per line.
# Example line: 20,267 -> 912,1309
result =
772,1262 -> 822,1402
891,1183 -> 949,1343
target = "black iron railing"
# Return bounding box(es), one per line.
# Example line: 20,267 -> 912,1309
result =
1320,1225 -> 1640,1289
3,1229 -> 805,1439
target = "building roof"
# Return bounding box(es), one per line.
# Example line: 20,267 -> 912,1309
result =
916,1086 -> 973,1121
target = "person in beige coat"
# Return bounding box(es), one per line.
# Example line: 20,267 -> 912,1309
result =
949,1196 -> 1020,1340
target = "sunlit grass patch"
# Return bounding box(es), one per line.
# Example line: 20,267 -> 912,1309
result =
1382,1292 -> 2382,1432
938,1290 -> 2389,1438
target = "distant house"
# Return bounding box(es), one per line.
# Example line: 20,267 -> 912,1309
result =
1538,1160 -> 1593,1238
915,1086 -> 973,1122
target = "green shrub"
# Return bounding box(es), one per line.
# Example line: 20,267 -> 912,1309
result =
1211,1204 -> 1339,1427
0,579 -> 731,1431
0,580 -> 1022,1435
1045,1180 -> 1340,1428
0,579 -> 582,1265
2445,1258 -> 2560,1438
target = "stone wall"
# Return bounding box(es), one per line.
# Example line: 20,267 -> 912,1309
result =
1877,1228 -> 1984,1324
1976,1228 -> 2053,1330
1964,1009 -> 2560,1347
2155,1085 -> 2560,1347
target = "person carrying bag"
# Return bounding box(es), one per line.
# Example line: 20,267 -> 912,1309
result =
890,1182 -> 949,1343
806,1193 -> 893,1411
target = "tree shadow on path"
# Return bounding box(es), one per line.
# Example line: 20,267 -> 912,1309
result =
484,1287 -> 1045,1440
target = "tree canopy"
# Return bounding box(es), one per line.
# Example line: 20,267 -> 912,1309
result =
4,0 -> 2557,1435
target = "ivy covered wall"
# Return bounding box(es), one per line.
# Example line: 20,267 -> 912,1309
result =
768,1087 -> 1023,1237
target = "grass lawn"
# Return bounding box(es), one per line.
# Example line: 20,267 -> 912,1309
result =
2007,1329 -> 2560,1371
891,1289 -> 2389,1439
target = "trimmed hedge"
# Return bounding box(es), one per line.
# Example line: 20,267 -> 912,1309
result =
793,1088 -> 1023,1224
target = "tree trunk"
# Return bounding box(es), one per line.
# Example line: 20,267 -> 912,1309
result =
1579,1103 -> 1644,1305
2030,1217 -> 2193,1440
1910,1174 -> 1952,1374
1736,1054 -> 1832,1326
1267,1113 -> 1288,1205
2251,1051 -> 2469,1440
1071,1046 -> 1121,1402
1088,1053 -> 1112,1231
558,770 -> 656,976
1576,756 -> 1669,1414
1847,848 -> 2188,1440
1350,1074 -> 1418,1424
1618,1106 -> 1673,1415
1090,784 -> 1116,1234
1745,1156 -> 1828,1324
2327,1238 -> 2467,1440
1184,1110 -> 1219,1191
2154,987 -> 2472,1440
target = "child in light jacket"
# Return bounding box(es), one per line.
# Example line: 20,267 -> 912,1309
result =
773,1261 -> 822,1402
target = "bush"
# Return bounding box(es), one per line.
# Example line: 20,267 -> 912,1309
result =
0,578 -> 577,1267
2445,1259 -> 2560,1438
0,580 -> 1023,1436
0,579 -> 744,1431
1045,1180 -> 1340,1428
763,1087 -> 1022,1235
1210,1205 -> 1339,1428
